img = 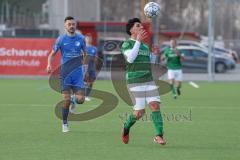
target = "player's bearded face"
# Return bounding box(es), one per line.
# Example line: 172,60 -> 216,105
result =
65,20 -> 76,34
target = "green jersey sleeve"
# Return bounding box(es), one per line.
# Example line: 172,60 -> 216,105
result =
163,48 -> 170,58
121,41 -> 132,55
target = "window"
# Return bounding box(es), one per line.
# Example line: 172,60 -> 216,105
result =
181,49 -> 192,57
192,50 -> 207,57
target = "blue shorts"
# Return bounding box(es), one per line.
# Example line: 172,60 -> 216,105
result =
60,66 -> 84,93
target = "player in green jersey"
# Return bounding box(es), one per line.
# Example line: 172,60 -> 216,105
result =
120,18 -> 165,145
161,39 -> 184,99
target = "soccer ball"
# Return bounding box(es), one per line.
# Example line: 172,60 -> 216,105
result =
144,2 -> 161,18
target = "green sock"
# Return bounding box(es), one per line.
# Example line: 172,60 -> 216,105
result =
171,84 -> 176,95
124,113 -> 137,130
151,111 -> 164,136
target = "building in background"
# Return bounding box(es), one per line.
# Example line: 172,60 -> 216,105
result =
1,0 -> 240,53
48,0 -> 100,33
0,0 -> 142,34
0,0 -> 101,35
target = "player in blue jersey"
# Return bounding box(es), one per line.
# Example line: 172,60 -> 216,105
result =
46,16 -> 87,133
84,35 -> 98,101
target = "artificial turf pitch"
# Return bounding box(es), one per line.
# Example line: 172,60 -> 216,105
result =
0,79 -> 239,160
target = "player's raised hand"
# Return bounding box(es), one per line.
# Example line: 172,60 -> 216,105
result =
136,29 -> 148,42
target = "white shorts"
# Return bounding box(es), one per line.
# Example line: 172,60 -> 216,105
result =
127,81 -> 161,110
167,69 -> 183,81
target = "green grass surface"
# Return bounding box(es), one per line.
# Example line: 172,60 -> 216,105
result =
0,79 -> 239,160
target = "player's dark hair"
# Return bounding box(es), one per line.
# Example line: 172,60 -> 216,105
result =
64,16 -> 74,22
126,18 -> 141,35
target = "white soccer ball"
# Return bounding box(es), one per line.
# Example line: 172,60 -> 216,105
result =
144,2 -> 161,18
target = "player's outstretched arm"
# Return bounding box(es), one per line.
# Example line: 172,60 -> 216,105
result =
46,50 -> 57,73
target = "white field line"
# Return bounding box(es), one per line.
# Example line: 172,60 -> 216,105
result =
189,81 -> 200,88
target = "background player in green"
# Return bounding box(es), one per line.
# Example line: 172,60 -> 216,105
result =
161,39 -> 184,99
120,18 -> 165,145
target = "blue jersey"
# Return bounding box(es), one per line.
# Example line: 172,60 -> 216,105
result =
86,45 -> 97,72
52,33 -> 86,92
53,33 -> 86,64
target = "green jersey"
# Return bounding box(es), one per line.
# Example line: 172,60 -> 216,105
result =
121,39 -> 153,84
164,47 -> 183,70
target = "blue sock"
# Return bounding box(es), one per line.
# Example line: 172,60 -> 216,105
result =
62,107 -> 69,124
